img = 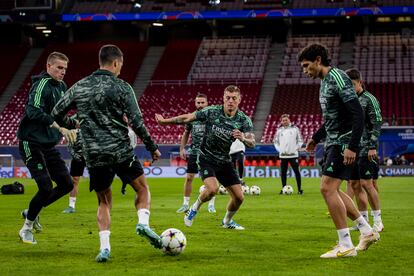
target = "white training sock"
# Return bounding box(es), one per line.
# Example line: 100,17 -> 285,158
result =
354,216 -> 373,235
337,228 -> 354,248
208,196 -> 216,207
99,230 -> 111,251
137,209 -> 150,226
69,197 -> 77,208
360,210 -> 369,223
183,197 -> 190,205
372,210 -> 382,223
191,197 -> 203,211
22,219 -> 34,231
223,211 -> 237,225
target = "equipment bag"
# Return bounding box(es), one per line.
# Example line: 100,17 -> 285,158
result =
1,181 -> 24,194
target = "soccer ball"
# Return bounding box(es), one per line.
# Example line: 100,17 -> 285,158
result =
219,185 -> 228,195
250,185 -> 261,195
199,185 -> 206,194
242,185 -> 250,195
282,185 -> 294,195
160,228 -> 187,256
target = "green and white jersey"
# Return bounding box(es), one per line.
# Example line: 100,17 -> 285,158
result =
319,68 -> 359,148
195,105 -> 253,163
358,90 -> 382,157
185,120 -> 205,156
52,69 -> 157,168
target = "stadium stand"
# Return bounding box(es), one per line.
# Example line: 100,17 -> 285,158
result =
0,45 -> 28,96
151,40 -> 201,80
0,41 -> 148,145
139,81 -> 262,144
189,37 -> 270,81
354,34 -> 414,125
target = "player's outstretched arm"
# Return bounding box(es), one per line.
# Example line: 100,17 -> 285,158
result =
155,113 -> 196,125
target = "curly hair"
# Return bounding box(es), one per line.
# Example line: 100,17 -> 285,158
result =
297,43 -> 330,66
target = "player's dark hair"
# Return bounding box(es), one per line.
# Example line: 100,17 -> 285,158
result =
345,68 -> 362,81
196,93 -> 208,100
99,44 -> 123,66
297,43 -> 330,66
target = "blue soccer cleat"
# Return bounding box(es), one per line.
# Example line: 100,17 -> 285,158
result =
136,223 -> 162,249
184,209 -> 198,227
95,248 -> 110,262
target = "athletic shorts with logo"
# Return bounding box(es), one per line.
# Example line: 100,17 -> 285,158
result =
350,156 -> 377,180
197,154 -> 241,187
321,145 -> 355,180
186,154 -> 199,174
19,140 -> 70,185
88,157 -> 144,192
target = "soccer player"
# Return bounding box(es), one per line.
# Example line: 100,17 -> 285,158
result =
17,52 -> 77,244
52,45 -> 162,262
298,44 -> 379,258
273,114 -> 304,195
229,138 -> 246,185
346,68 -> 384,232
156,85 -> 255,230
176,93 -> 216,214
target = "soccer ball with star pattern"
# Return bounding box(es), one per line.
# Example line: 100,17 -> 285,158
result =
160,228 -> 187,255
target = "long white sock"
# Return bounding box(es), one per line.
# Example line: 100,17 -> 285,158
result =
191,197 -> 203,211
360,210 -> 369,223
223,211 -> 236,224
208,196 -> 216,207
372,210 -> 382,223
69,197 -> 76,208
99,230 -> 111,251
354,216 -> 372,235
183,197 -> 190,205
137,209 -> 150,226
21,219 -> 34,231
337,228 -> 354,248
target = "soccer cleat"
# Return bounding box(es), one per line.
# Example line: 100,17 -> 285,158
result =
21,209 -> 42,233
136,223 -> 162,249
356,231 -> 380,251
279,190 -> 283,195
222,220 -> 245,230
208,205 -> 216,213
298,190 -> 304,195
19,229 -> 37,245
176,204 -> 189,213
184,209 -> 198,227
373,222 -> 384,233
320,244 -> 357,258
62,206 -> 76,214
95,248 -> 110,262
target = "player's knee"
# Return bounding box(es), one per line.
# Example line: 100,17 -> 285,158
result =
320,184 -> 334,197
234,193 -> 244,205
35,175 -> 54,195
206,186 -> 218,197
186,174 -> 195,182
56,173 -> 74,193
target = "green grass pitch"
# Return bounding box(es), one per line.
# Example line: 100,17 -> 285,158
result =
0,177 -> 413,275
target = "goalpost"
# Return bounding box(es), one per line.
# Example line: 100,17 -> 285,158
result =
0,154 -> 14,168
